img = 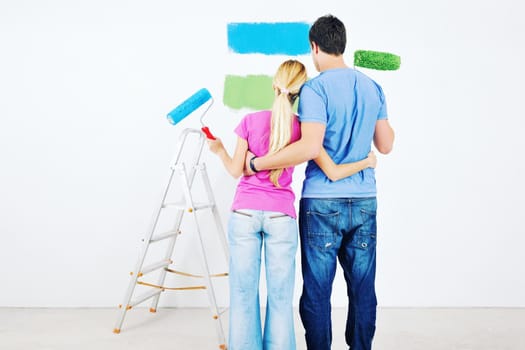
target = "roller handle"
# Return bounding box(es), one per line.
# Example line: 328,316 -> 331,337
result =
201,126 -> 216,140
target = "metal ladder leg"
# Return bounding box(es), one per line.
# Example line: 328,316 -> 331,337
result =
199,162 -> 229,262
113,168 -> 177,334
148,160 -> 203,313
113,129 -> 204,332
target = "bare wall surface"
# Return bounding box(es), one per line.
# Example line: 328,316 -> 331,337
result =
1,0 -> 524,307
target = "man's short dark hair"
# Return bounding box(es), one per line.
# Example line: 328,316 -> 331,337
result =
309,15 -> 346,55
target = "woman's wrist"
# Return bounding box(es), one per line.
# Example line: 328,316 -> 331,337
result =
249,156 -> 259,173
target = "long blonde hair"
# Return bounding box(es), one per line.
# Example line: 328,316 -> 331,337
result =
268,60 -> 307,187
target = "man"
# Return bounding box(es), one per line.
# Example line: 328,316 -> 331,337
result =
247,15 -> 394,349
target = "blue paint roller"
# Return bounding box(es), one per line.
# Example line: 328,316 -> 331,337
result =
166,88 -> 216,140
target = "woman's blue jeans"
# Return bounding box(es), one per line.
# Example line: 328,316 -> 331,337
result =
298,197 -> 378,350
228,209 -> 298,350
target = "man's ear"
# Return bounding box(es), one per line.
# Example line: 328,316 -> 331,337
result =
310,41 -> 319,54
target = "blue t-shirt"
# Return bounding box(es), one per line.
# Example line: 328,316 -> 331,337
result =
298,67 -> 388,198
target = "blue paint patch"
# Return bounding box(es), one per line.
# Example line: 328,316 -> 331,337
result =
227,22 -> 311,55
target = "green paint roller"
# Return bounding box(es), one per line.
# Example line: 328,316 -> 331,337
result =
354,50 -> 401,71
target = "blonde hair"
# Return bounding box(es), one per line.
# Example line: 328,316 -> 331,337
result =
268,60 -> 307,187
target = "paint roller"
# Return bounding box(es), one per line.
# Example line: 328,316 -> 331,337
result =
353,50 -> 401,71
166,88 -> 216,140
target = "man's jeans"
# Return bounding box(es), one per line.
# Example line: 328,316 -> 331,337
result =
298,198 -> 378,350
228,209 -> 298,350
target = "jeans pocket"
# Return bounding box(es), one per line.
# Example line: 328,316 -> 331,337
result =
229,210 -> 258,241
305,210 -> 339,250
269,213 -> 290,220
351,231 -> 376,250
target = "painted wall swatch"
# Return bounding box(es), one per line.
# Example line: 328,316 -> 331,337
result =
227,22 -> 310,55
223,75 -> 274,110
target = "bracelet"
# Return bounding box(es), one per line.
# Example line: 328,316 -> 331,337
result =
249,156 -> 259,173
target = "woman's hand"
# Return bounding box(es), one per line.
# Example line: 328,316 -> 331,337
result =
366,151 -> 377,169
207,138 -> 225,155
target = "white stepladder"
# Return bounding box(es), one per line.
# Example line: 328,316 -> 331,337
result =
113,127 -> 229,350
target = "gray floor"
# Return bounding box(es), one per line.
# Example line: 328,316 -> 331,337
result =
1,307 -> 524,349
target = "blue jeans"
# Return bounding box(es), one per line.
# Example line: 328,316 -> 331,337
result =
298,198 -> 378,350
228,209 -> 298,350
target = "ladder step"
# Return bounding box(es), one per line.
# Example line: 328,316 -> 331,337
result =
161,201 -> 186,210
140,259 -> 171,276
193,202 -> 215,210
162,201 -> 214,211
129,289 -> 162,308
150,230 -> 179,243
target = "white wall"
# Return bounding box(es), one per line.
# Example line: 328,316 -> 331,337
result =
1,0 -> 524,308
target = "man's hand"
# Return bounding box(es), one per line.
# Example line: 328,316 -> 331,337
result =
243,150 -> 256,176
366,151 -> 377,169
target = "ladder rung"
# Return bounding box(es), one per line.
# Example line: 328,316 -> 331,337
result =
129,289 -> 162,308
150,230 -> 179,243
193,202 -> 214,210
162,202 -> 214,211
140,259 -> 171,276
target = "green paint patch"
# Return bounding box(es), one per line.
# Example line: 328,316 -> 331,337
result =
223,75 -> 274,110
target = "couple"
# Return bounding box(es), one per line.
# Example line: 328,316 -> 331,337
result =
208,15 -> 395,350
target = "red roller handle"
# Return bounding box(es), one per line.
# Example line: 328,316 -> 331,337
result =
201,126 -> 216,140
